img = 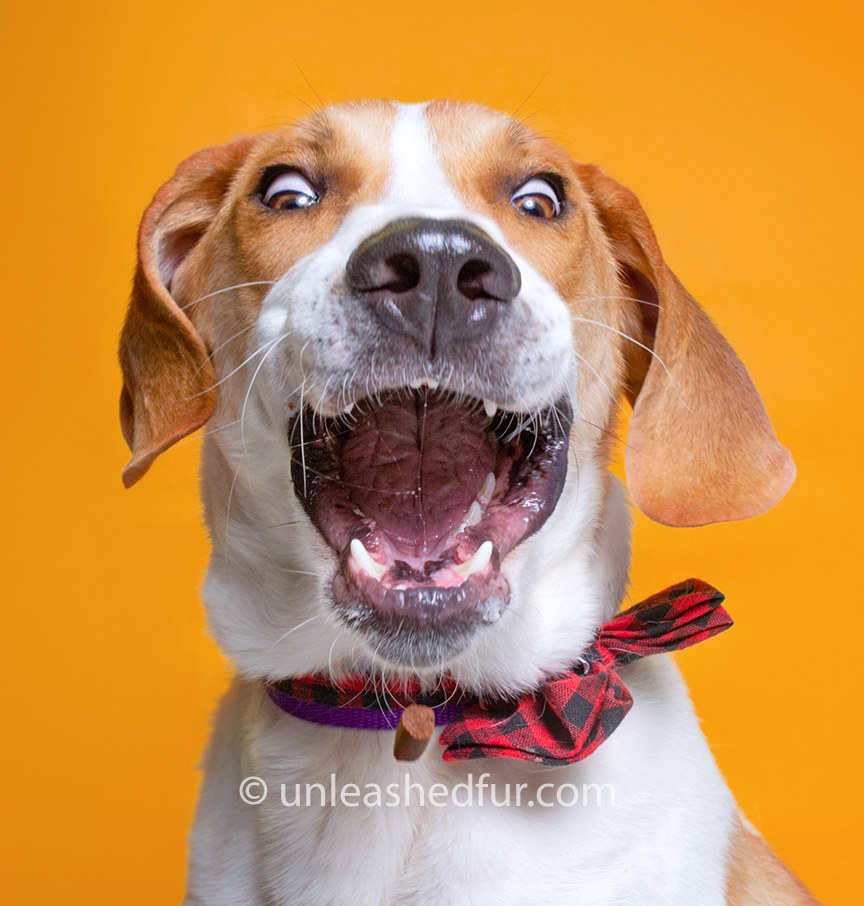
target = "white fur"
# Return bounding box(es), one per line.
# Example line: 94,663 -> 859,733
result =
185,103 -> 737,905
387,102 -> 463,207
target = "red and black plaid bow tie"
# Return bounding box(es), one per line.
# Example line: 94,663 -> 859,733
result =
439,578 -> 731,765
266,579 -> 732,766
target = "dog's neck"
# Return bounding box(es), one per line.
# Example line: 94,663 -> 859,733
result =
199,425 -> 631,697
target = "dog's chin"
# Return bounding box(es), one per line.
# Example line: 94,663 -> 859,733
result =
289,387 -> 571,668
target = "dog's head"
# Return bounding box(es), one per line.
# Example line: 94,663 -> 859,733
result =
120,101 -> 793,685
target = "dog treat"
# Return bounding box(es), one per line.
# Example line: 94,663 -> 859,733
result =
393,704 -> 435,761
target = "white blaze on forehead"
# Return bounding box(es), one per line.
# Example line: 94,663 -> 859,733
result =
385,102 -> 462,208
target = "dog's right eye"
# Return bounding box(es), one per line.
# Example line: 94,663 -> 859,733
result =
261,170 -> 321,211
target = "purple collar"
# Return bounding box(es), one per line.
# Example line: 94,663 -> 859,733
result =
265,675 -> 470,730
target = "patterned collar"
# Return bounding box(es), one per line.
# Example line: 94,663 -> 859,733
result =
265,579 -> 731,766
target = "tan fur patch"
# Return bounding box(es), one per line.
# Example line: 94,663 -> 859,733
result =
726,814 -> 821,905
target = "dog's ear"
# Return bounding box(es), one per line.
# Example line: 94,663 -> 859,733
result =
576,164 -> 795,526
119,136 -> 256,488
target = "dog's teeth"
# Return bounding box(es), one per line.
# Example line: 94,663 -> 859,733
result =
478,472 -> 496,505
464,501 -> 483,526
483,398 -> 497,418
454,541 -> 493,578
349,539 -> 387,579
343,402 -> 355,416
409,377 -> 439,391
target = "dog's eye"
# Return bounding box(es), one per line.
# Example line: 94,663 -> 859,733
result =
262,171 -> 320,211
511,177 -> 563,219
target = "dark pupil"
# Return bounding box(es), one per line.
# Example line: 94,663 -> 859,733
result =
521,196 -> 546,217
274,191 -> 315,209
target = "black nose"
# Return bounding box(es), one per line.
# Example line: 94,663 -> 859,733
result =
345,218 -> 521,357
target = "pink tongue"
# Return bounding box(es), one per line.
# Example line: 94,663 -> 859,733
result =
341,394 -> 495,556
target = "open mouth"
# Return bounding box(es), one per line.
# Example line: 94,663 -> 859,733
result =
289,386 -> 571,664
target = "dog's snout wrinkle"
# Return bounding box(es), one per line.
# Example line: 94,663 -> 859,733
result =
346,218 -> 521,358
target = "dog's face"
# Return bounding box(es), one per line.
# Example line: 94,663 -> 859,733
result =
120,101 -> 793,684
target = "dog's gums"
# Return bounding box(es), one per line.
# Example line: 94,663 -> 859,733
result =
289,387 -> 571,662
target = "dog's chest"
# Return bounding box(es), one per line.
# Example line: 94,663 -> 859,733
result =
241,659 -> 734,906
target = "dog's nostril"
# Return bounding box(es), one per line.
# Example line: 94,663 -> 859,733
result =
349,252 -> 421,295
383,254 -> 421,293
457,259 -> 494,301
457,258 -> 516,302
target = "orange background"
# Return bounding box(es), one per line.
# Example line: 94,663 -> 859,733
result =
2,0 -> 860,901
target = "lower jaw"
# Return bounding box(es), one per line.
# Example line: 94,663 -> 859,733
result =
331,569 -> 511,666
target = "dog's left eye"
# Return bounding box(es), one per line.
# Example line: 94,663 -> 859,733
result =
261,171 -> 321,211
511,177 -> 563,219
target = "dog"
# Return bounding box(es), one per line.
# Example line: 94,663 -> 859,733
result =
119,100 -> 819,905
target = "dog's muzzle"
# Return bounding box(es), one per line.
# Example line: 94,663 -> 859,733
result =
287,218 -> 570,667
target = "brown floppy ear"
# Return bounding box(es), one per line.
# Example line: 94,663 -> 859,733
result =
119,136 -> 257,488
576,164 -> 795,526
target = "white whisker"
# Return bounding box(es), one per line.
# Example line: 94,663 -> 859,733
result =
179,280 -> 277,312
572,348 -> 627,414
189,333 -> 287,399
195,322 -> 258,377
570,292 -> 661,309
269,613 -> 323,650
240,333 -> 293,451
571,315 -> 692,412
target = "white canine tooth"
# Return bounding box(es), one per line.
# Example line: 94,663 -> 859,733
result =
349,539 -> 386,579
483,398 -> 497,418
464,501 -> 483,526
343,401 -> 355,416
426,378 -> 439,390
454,541 -> 493,578
478,472 -> 496,505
